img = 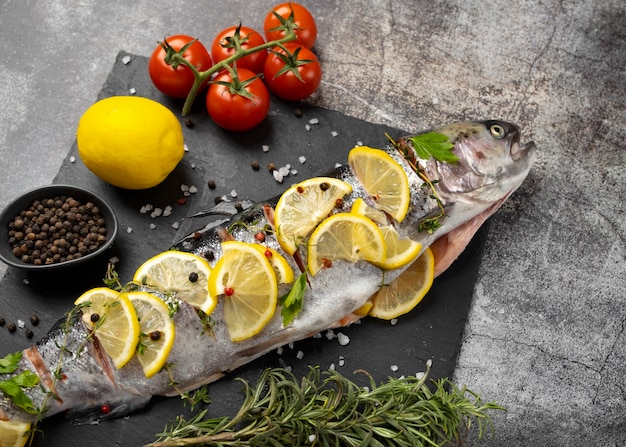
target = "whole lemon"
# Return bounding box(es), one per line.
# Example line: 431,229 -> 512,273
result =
76,96 -> 185,190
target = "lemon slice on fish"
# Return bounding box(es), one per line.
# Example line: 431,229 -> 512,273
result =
368,247 -> 435,320
74,287 -> 140,369
274,177 -> 353,255
0,420 -> 31,447
307,213 -> 386,276
351,199 -> 422,270
350,197 -> 388,225
127,291 -> 176,378
348,146 -> 410,222
252,245 -> 295,284
209,241 -> 278,341
133,251 -> 216,314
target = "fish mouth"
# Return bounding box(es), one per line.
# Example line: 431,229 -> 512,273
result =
511,138 -> 537,162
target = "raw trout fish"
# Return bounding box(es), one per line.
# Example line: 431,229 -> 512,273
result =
0,120 -> 536,429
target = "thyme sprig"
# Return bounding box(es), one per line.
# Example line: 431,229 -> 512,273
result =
146,363 -> 504,447
387,133 -> 454,233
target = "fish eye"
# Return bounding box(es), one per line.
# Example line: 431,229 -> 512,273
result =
489,124 -> 506,139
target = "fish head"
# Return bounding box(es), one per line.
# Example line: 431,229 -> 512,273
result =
424,120 -> 536,203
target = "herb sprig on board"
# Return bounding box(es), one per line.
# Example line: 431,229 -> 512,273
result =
146,363 -> 503,447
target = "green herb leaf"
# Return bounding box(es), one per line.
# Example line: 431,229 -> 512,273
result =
409,132 -> 459,163
0,352 -> 22,374
278,273 -> 307,326
0,370 -> 40,414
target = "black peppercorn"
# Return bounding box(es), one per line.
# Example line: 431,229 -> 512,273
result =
90,313 -> 100,323
25,329 -> 34,339
30,315 -> 39,326
7,322 -> 16,333
188,272 -> 199,283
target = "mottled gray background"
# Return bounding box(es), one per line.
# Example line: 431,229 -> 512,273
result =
0,0 -> 624,445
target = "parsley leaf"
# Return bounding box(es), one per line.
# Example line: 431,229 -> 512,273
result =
0,370 -> 40,414
0,352 -> 22,374
278,273 -> 307,326
409,132 -> 459,163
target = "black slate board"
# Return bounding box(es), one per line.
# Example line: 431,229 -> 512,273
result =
0,51 -> 485,446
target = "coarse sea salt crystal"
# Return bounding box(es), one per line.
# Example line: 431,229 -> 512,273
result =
337,332 -> 350,346
416,372 -> 425,380
163,206 -> 172,217
184,143 -> 189,152
325,329 -> 335,340
338,356 -> 345,367
129,88 -> 136,95
149,223 -> 156,230
335,163 -> 342,168
299,155 -> 306,164
296,351 -> 304,360
171,221 -> 179,229
290,169 -> 298,175
69,155 -> 76,163
273,170 -> 284,183
390,365 -> 399,372
305,124 -> 311,131
331,131 -> 338,137
390,318 -> 398,326
122,55 -> 131,65
230,189 -> 238,198
181,184 -> 189,192
426,359 -> 433,368
126,227 -> 133,234
313,333 -> 322,338
309,118 -> 319,125
17,320 -> 25,329
308,434 -> 316,443
278,166 -> 290,177
151,208 -> 163,218
276,346 -> 283,355
262,144 -> 270,152
189,185 -> 198,194
329,363 -> 335,370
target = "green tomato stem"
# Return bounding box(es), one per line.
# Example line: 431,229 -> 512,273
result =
170,31 -> 297,116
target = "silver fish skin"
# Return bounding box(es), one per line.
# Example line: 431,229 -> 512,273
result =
0,120 -> 536,426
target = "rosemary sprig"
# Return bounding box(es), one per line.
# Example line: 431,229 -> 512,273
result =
146,363 -> 504,447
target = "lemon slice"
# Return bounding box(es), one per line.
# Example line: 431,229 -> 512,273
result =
274,177 -> 353,255
127,291 -> 176,378
351,198 -> 421,270
307,213 -> 386,276
368,247 -> 435,320
374,226 -> 422,270
209,241 -> 278,341
348,146 -> 410,222
74,287 -> 140,369
252,245 -> 295,284
0,420 -> 31,447
350,197 -> 388,225
133,251 -> 216,314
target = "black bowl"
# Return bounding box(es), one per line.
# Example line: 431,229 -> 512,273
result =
0,184 -> 118,271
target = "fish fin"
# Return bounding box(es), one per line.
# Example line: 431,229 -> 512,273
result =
185,200 -> 255,219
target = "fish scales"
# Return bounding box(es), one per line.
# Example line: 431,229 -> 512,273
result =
0,120 -> 536,430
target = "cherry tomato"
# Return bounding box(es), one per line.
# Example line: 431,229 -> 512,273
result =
211,25 -> 268,74
263,44 -> 321,101
206,68 -> 270,131
264,2 -> 317,49
148,35 -> 213,99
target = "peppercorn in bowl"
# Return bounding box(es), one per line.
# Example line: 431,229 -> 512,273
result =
0,184 -> 118,271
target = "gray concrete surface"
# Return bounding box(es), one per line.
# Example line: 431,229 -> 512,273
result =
0,0 -> 624,445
